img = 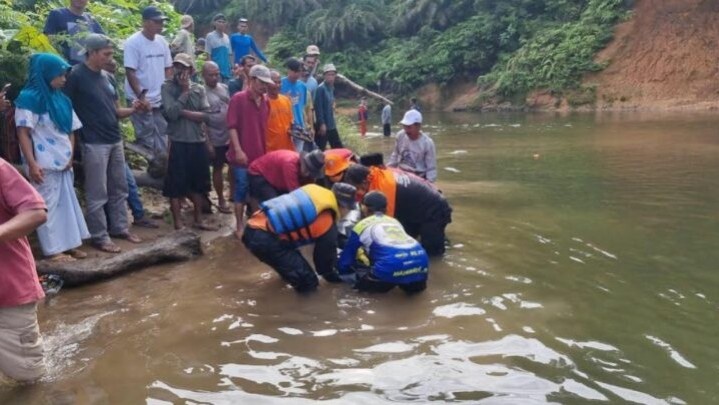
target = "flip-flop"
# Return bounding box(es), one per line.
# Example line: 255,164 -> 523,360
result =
93,242 -> 122,253
46,253 -> 77,263
66,249 -> 88,259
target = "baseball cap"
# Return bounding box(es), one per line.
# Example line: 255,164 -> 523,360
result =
285,57 -> 303,72
213,13 -> 226,22
322,63 -> 337,74
399,109 -> 422,126
362,191 -> 388,212
180,15 -> 194,29
306,45 -> 320,56
80,33 -> 113,55
301,150 -> 325,179
142,6 -> 168,21
249,64 -> 274,84
173,53 -> 195,69
238,18 -> 248,23
332,183 -> 358,210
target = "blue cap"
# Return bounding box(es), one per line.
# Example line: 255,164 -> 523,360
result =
142,6 -> 168,21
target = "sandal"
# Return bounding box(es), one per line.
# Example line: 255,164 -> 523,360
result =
111,233 -> 142,244
46,253 -> 77,263
93,242 -> 122,253
66,249 -> 88,259
133,218 -> 159,229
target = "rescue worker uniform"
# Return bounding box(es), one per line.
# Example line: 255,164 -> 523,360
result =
363,166 -> 452,256
338,213 -> 429,293
242,184 -> 343,292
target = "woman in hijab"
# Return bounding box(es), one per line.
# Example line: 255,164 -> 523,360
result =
16,53 -> 89,262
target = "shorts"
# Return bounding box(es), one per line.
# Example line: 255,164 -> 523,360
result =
162,141 -> 211,198
232,166 -> 249,203
211,145 -> 229,169
0,303 -> 45,382
248,173 -> 281,204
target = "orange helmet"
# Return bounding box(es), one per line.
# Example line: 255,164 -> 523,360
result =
324,148 -> 356,179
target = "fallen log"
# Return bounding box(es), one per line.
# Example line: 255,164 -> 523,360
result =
36,230 -> 203,287
337,74 -> 393,106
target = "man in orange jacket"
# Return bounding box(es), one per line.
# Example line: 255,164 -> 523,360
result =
344,164 -> 451,256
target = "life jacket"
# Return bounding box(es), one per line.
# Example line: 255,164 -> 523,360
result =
261,184 -> 339,243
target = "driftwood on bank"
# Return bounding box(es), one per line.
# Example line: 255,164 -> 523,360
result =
337,74 -> 394,106
36,230 -> 203,287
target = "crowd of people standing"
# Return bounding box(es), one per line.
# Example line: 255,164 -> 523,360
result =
1,1 -> 450,385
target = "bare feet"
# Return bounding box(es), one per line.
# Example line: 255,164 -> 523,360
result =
234,228 -> 244,240
111,232 -> 142,244
65,249 -> 87,259
46,253 -> 76,263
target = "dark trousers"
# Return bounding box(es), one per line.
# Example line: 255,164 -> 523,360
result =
242,225 -> 338,293
248,174 -> 281,204
352,266 -> 426,294
315,128 -> 343,151
383,123 -> 391,137
402,202 -> 452,257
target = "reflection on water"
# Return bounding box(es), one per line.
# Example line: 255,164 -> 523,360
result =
2,112 -> 719,404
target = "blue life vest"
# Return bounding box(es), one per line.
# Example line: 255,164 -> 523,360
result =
261,184 -> 339,242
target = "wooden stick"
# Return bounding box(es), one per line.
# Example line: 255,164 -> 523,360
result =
336,73 -> 393,105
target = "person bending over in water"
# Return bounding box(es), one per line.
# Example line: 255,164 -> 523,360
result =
242,183 -> 357,293
337,191 -> 429,294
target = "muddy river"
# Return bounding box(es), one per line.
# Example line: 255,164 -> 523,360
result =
2,111 -> 718,404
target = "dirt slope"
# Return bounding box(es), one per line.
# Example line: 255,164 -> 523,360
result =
586,0 -> 719,110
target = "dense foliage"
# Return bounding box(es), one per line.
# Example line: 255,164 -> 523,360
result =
210,0 -> 629,102
0,0 -> 180,98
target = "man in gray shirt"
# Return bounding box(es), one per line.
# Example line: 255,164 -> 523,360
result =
203,61 -> 233,213
388,110 -> 437,182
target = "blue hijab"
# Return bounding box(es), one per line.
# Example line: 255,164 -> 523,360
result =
15,53 -> 73,134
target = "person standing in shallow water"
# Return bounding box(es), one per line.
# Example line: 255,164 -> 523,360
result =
15,53 -> 90,262
0,158 -> 48,383
358,97 -> 368,138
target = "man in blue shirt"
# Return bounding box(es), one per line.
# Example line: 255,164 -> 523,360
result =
44,0 -> 105,65
280,58 -> 309,152
230,18 -> 267,65
338,191 -> 429,294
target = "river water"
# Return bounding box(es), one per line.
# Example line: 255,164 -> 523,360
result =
2,112 -> 718,404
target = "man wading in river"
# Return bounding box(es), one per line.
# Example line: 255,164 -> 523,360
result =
242,183 -> 356,292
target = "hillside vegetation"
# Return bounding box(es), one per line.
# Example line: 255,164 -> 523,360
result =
188,0 -> 630,102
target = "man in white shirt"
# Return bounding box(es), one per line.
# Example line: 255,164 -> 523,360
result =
124,6 -> 173,158
387,110 -> 437,182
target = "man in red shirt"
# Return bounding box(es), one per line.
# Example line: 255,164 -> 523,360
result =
226,64 -> 272,238
248,149 -> 326,203
0,158 -> 48,382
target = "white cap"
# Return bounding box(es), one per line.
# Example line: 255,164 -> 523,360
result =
399,109 -> 422,126
249,65 -> 274,84
322,63 -> 337,74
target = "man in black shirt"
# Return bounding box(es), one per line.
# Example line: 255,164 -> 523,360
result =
64,34 -> 143,252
